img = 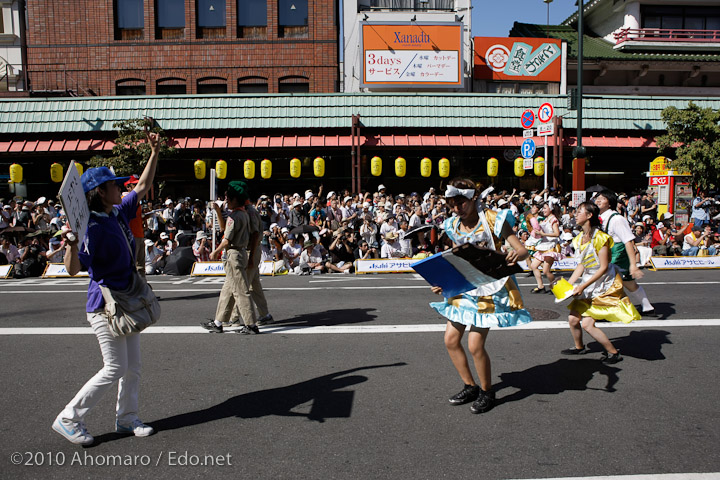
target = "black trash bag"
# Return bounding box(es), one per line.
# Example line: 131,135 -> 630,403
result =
162,246 -> 196,276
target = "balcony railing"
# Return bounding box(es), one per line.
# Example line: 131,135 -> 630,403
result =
614,28 -> 720,44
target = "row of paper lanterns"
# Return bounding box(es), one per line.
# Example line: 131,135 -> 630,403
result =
487,157 -> 545,178
8,163 -> 85,184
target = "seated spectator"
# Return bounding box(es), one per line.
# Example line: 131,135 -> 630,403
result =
683,225 -> 715,256
15,237 -> 46,278
381,232 -> 405,258
633,224 -> 652,267
651,222 -> 679,256
144,239 -> 165,275
282,234 -> 302,271
46,236 -> 65,263
560,232 -> 574,257
299,239 -> 326,274
326,230 -> 354,273
359,215 -> 379,248
354,240 -> 379,260
0,235 -> 20,263
397,220 -> 413,257
193,231 -> 211,262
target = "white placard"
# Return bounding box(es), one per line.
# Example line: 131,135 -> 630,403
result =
537,123 -> 554,136
259,261 -> 287,276
523,158 -> 534,170
0,264 -> 13,278
517,258 -> 579,272
58,161 -> 90,243
364,50 -> 459,83
650,256 -> 720,270
42,263 -> 89,278
355,258 -> 415,274
522,129 -> 534,138
191,262 -> 226,276
571,191 -> 587,208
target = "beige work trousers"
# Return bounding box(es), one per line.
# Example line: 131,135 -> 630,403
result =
214,249 -> 256,326
230,253 -> 269,324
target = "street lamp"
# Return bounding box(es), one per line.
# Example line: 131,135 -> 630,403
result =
543,0 -> 552,29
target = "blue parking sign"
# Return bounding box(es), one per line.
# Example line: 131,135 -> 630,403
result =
521,138 -> 536,158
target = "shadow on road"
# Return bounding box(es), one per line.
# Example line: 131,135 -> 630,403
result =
271,308 -> 378,328
607,329 -> 672,361
89,363 -> 406,446
157,292 -> 219,302
645,302 -> 676,320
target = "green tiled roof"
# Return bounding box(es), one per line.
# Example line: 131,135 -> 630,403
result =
1,93 -> 720,135
510,22 -> 720,63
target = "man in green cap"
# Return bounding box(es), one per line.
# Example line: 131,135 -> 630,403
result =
201,181 -> 257,333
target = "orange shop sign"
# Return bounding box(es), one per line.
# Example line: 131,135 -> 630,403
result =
474,37 -> 562,82
361,23 -> 463,87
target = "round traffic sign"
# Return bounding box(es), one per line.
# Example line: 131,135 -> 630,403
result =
521,138 -> 536,158
538,102 -> 554,123
521,109 -> 535,129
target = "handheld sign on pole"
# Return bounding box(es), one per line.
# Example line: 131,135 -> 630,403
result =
58,161 -> 90,243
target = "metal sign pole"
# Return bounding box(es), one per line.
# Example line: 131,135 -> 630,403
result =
210,168 -> 216,251
544,135 -> 549,190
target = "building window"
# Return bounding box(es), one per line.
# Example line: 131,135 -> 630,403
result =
237,0 -> 266,38
156,0 -> 185,39
278,76 -> 309,93
115,0 -> 144,40
278,0 -> 308,38
197,77 -> 228,93
642,6 -> 720,32
238,76 -> 269,93
116,78 -> 146,95
157,78 -> 187,94
197,0 -> 226,38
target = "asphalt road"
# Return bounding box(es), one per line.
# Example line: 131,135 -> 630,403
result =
1,269 -> 719,480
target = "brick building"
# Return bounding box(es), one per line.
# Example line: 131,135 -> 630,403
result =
23,0 -> 339,96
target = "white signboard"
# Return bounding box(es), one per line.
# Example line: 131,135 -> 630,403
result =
364,50 -> 459,84
191,262 -> 226,276
572,191 -> 587,208
259,261 -> 287,276
518,258 -> 579,272
522,129 -> 534,138
650,256 -> 720,270
537,123 -> 554,136
355,258 -> 415,274
42,263 -> 89,278
0,264 -> 13,278
523,158 -> 534,170
58,161 -> 90,243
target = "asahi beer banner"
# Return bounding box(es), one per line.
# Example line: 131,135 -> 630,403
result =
42,263 -> 89,278
361,23 -> 463,88
0,264 -> 13,278
474,37 -> 562,82
517,258 -> 579,272
354,258 -> 416,274
191,261 -> 286,276
650,256 -> 720,270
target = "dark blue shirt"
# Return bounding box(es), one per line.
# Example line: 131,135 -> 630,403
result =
79,191 -> 137,312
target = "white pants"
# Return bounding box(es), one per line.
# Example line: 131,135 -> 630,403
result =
58,312 -> 142,425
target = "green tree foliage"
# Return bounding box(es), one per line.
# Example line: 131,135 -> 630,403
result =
87,118 -> 175,176
656,101 -> 720,190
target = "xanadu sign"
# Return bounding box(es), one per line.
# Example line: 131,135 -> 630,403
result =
474,37 -> 562,82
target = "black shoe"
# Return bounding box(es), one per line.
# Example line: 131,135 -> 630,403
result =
257,314 -> 274,326
641,309 -> 659,317
200,321 -> 223,333
530,287 -> 547,294
236,325 -> 260,335
470,389 -> 495,414
601,351 -> 623,364
448,384 -> 480,405
561,345 -> 588,355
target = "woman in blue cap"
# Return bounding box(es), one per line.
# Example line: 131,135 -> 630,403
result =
52,132 -> 160,446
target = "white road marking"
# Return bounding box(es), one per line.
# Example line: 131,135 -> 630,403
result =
1,319 -> 719,336
510,474 -> 720,480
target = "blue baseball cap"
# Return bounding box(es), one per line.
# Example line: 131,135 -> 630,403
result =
81,167 -> 130,193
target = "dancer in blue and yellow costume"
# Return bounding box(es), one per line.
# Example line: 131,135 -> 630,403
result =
430,178 -> 532,414
561,202 -> 640,364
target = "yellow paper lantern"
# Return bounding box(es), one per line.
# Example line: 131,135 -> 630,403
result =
194,160 -> 206,180
74,162 -> 83,177
514,157 -> 525,177
534,156 -> 545,177
420,157 -> 432,177
395,157 -> 406,177
261,159 -> 272,179
290,158 -> 301,178
50,163 -> 63,183
313,157 -> 325,177
244,159 -> 255,179
9,163 -> 23,183
487,157 -> 498,177
438,158 -> 450,178
370,156 -> 382,176
215,160 -> 227,180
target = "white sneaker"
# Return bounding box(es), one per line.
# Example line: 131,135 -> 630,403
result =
116,419 -> 155,437
52,417 -> 94,445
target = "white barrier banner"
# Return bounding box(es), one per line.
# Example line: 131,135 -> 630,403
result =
259,261 -> 287,276
191,262 -> 225,276
42,263 -> 89,278
355,258 -> 416,274
0,264 -> 13,278
650,256 -> 720,270
517,258 -> 579,272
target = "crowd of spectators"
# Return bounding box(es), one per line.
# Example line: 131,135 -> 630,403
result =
2,183 -> 719,277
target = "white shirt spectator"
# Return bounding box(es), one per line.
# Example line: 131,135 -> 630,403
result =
381,238 -> 404,258
282,240 -> 302,268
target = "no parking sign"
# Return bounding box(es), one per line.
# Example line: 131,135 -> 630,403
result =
520,109 -> 535,129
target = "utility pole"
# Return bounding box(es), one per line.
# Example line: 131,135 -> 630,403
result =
572,0 -> 586,193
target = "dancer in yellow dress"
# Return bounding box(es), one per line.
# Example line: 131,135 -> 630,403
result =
561,202 -> 640,364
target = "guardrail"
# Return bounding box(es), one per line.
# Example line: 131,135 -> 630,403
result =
614,28 -> 720,44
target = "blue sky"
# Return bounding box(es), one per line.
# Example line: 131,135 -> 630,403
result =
472,0 -> 579,37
